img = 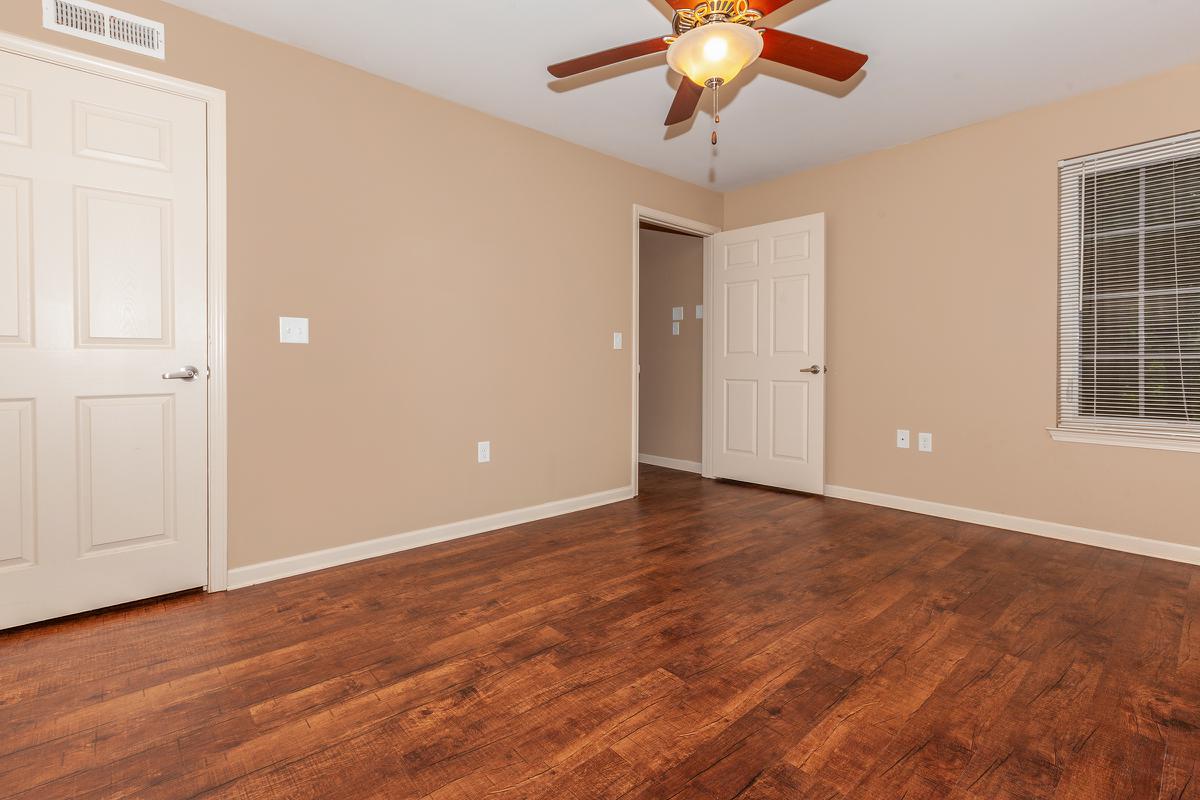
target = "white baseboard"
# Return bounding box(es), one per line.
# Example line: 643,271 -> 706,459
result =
824,485 -> 1200,567
228,478 -> 1199,590
638,453 -> 703,474
227,485 -> 635,590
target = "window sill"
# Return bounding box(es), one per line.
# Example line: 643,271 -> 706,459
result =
1047,427 -> 1200,454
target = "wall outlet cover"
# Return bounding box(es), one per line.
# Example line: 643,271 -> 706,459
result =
918,433 -> 933,453
279,316 -> 309,344
897,429 -> 910,449
612,332 -> 623,350
672,306 -> 684,321
477,441 -> 491,463
672,321 -> 680,336
695,305 -> 704,319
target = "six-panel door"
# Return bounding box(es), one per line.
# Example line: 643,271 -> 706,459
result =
0,49 -> 209,628
710,215 -> 826,493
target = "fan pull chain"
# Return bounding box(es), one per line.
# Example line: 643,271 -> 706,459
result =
711,83 -> 720,146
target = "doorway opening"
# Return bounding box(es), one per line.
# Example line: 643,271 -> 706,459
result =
632,207 -> 828,497
638,222 -> 706,477
631,207 -> 719,494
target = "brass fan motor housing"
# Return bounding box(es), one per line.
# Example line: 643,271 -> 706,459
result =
671,0 -> 764,38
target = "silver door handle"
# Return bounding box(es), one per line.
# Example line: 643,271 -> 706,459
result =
162,366 -> 199,381
803,365 -> 822,375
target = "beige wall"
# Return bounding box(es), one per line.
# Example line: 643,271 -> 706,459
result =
4,0 -> 1198,563
638,228 -> 704,464
725,62 -> 1200,549
0,1 -> 722,567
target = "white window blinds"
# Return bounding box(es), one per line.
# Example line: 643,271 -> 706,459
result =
1058,131 -> 1200,444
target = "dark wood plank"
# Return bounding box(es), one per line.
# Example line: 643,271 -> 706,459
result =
0,464 -> 1196,799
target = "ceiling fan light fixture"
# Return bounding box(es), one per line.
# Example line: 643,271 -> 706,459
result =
666,22 -> 763,88
545,0 -> 869,135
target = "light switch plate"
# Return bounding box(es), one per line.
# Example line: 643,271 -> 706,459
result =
279,316 -> 309,344
613,332 -> 623,350
897,429 -> 910,449
695,305 -> 704,319
672,321 -> 680,336
672,306 -> 684,321
477,441 -> 490,463
918,432 -> 933,453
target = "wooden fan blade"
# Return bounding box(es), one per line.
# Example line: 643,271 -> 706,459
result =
759,28 -> 868,81
548,37 -> 669,78
664,78 -> 704,126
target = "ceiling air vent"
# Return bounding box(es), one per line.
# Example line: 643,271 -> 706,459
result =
42,0 -> 166,59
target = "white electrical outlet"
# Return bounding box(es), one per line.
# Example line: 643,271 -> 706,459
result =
918,433 -> 933,453
477,441 -> 491,463
672,306 -> 684,321
279,316 -> 309,344
896,429 -> 910,449
613,332 -> 623,350
695,305 -> 704,319
672,321 -> 680,336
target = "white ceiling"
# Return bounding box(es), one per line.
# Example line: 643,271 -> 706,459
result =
167,0 -> 1200,190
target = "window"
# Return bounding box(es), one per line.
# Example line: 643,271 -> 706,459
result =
1056,132 -> 1200,451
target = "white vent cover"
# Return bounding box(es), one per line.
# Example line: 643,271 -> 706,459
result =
42,0 -> 165,59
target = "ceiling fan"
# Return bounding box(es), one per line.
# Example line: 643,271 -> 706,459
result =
547,0 -> 868,143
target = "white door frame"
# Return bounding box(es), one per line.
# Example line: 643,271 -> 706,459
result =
631,205 -> 720,495
0,32 -> 230,592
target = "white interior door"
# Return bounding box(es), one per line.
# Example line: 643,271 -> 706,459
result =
0,49 -> 209,629
709,214 -> 825,493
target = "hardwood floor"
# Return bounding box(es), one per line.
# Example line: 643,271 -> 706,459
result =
1,464 -> 1197,799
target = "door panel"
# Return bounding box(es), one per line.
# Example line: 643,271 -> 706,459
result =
76,187 -> 173,346
724,239 -> 759,270
770,380 -> 810,462
724,281 -> 758,355
0,174 -> 31,345
0,49 -> 208,629
78,395 -> 175,552
771,275 -> 810,355
0,83 -> 30,146
73,102 -> 172,170
0,399 -> 34,568
710,215 -> 825,492
724,379 -> 758,456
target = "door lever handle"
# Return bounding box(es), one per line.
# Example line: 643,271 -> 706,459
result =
162,366 -> 199,381
803,365 -> 822,375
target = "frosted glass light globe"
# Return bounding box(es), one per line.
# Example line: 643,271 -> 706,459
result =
666,22 -> 763,87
